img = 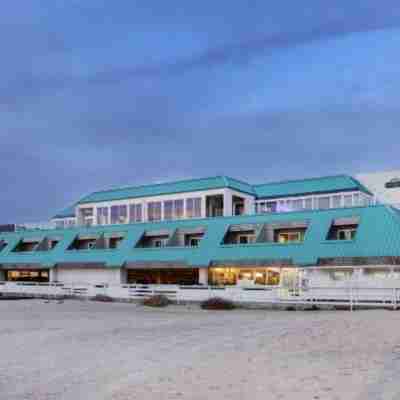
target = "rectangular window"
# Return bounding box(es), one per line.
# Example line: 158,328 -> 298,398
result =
332,195 -> 342,209
97,207 -> 109,225
278,231 -> 304,243
129,204 -> 142,223
337,229 -> 357,240
329,270 -> 353,281
164,200 -> 173,220
238,235 -> 255,244
266,201 -> 277,212
317,196 -> 330,210
174,199 -> 184,219
110,205 -> 128,224
292,199 -> 303,211
304,198 -> 313,210
186,198 -> 202,218
148,202 -> 162,221
344,194 -> 353,207
353,193 -> 360,206
79,208 -> 94,226
189,238 -> 200,247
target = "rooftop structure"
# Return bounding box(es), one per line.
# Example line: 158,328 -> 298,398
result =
51,174 -> 375,229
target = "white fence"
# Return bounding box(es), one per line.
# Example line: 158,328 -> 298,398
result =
1,281 -> 400,309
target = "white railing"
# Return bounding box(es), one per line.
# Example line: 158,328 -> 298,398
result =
1,281 -> 400,309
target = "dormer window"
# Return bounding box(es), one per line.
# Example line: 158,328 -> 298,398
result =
276,231 -> 304,243
12,238 -> 41,252
222,224 -> 262,245
136,230 -> 171,248
326,217 -> 360,241
0,240 -> 7,252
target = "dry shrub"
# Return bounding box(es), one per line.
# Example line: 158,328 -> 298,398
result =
92,294 -> 114,302
143,294 -> 170,307
201,297 -> 236,310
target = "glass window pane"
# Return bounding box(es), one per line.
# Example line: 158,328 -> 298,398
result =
292,199 -> 303,210
97,207 -> 109,225
174,200 -> 184,219
164,200 -> 173,220
344,195 -> 353,207
194,198 -> 202,217
148,202 -> 162,221
353,193 -> 360,206
332,195 -> 341,208
304,198 -> 313,209
317,197 -> 330,210
111,206 -> 119,224
136,204 -> 142,222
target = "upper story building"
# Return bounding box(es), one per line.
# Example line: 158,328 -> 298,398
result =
51,174 -> 375,229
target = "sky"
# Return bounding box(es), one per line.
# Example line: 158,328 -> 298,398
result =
1,1 -> 400,223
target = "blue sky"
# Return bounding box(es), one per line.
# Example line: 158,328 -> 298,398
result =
1,1 -> 400,223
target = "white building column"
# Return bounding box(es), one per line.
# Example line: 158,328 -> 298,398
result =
120,268 -> 128,284
223,189 -> 233,217
49,268 -> 58,282
201,195 -> 207,218
198,268 -> 208,285
142,200 -> 148,222
245,197 -> 255,215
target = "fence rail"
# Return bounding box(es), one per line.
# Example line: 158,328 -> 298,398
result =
1,281 -> 400,309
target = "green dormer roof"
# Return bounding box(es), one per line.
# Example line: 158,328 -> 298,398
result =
3,205 -> 400,269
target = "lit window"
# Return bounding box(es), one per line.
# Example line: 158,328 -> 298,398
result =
278,231 -> 304,243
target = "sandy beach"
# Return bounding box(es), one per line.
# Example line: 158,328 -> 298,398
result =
1,300 -> 400,400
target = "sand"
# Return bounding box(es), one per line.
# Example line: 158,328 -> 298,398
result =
1,300 -> 400,400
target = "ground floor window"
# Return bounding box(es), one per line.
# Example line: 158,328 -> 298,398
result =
127,269 -> 199,285
209,267 -> 280,286
328,269 -> 354,281
6,270 -> 49,282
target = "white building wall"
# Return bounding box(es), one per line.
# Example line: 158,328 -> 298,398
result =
198,268 -> 208,285
356,170 -> 400,208
55,267 -> 122,285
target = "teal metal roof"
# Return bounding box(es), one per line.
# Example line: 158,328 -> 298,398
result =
254,175 -> 371,199
1,205 -> 399,269
77,176 -> 255,205
53,205 -> 76,219
54,174 -> 372,218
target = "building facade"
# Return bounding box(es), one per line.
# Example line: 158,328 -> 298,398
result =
1,172 -> 400,305
51,175 -> 374,229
